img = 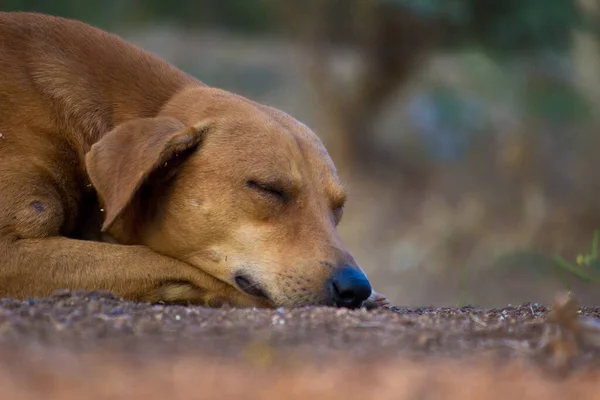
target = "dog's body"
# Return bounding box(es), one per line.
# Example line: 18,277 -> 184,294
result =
0,12 -> 386,308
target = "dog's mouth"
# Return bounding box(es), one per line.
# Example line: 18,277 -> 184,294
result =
234,273 -> 270,300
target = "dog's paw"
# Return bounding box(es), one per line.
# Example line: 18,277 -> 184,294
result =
141,282 -> 207,305
363,290 -> 391,309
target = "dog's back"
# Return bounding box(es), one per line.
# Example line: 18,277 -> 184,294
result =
0,12 -> 200,152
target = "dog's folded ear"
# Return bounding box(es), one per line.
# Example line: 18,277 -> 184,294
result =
85,116 -> 209,232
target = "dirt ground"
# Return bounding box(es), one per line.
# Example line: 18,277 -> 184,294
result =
2,290 -> 600,399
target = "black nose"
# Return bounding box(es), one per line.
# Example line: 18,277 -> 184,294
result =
328,266 -> 372,309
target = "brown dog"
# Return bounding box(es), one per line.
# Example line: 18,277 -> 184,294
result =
0,12 -> 387,309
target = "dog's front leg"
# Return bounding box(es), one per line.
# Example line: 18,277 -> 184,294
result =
0,236 -> 270,308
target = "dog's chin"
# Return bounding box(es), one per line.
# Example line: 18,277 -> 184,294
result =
266,294 -> 331,308
241,289 -> 328,308
232,271 -> 337,308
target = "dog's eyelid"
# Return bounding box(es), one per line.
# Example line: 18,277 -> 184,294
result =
247,179 -> 281,192
247,175 -> 297,191
332,204 -> 344,224
331,196 -> 346,211
246,179 -> 288,202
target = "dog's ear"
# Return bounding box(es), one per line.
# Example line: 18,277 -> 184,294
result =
85,116 -> 209,232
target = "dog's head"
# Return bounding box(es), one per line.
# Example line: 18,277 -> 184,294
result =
85,87 -> 372,308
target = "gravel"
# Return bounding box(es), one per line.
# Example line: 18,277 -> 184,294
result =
1,290 -> 600,399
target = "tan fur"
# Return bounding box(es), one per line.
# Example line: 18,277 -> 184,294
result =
0,12 -> 385,308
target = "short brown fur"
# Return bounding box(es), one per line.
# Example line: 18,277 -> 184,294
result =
0,12 -> 386,308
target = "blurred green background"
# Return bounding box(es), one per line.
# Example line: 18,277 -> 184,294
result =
3,0 -> 600,307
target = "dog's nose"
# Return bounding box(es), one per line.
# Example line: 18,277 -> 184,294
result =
328,265 -> 372,309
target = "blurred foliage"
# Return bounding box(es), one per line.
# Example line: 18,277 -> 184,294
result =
1,0 -> 584,54
388,0 -> 584,54
1,0 -> 275,32
526,81 -> 591,125
554,230 -> 600,284
1,0 -> 590,160
407,85 -> 486,162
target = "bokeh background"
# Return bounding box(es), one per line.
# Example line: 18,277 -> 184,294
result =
3,0 -> 600,307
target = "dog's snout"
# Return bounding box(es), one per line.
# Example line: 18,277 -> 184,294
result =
328,265 -> 372,309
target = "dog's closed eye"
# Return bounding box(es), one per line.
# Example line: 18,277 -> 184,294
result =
333,205 -> 344,224
246,180 -> 288,202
